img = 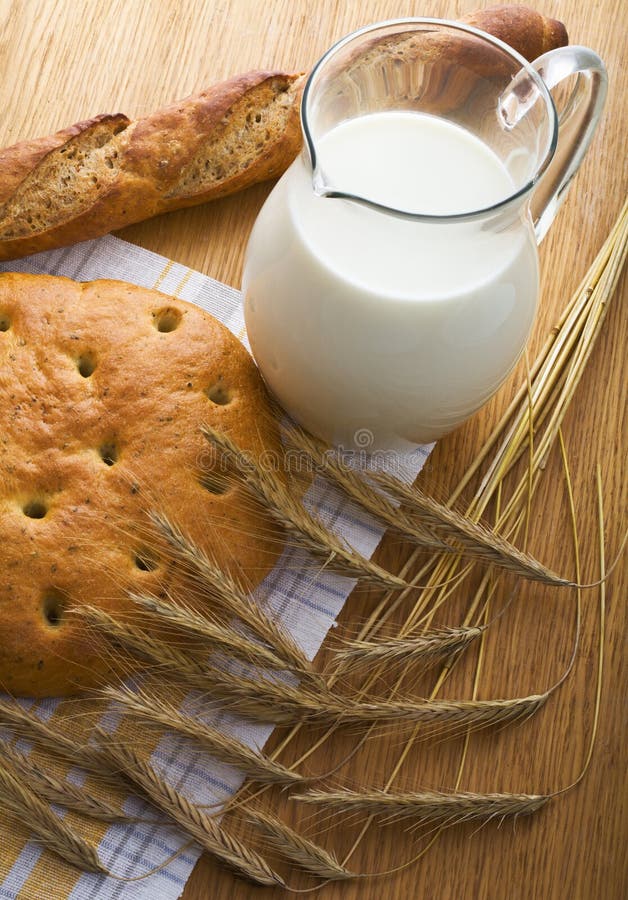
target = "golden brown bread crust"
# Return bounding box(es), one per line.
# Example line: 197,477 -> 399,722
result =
462,5 -> 568,60
325,5 -> 569,120
0,115 -> 130,207
0,6 -> 567,263
0,71 -> 303,261
0,273 -> 284,697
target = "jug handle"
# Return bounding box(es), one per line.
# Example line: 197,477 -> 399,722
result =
529,47 -> 607,243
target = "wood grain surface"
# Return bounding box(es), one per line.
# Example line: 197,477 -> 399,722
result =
0,2 -> 625,899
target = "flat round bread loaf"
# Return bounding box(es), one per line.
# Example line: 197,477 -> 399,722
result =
0,272 -> 284,697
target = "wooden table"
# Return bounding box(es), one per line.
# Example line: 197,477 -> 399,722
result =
1,2 -> 625,898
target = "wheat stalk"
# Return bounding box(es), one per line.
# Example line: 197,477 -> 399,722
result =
1,741 -> 135,824
330,199 -> 628,867
104,683 -> 304,786
149,510 -> 312,676
201,423 -> 410,589
94,730 -> 283,886
333,627 -> 484,670
295,788 -> 549,824
0,761 -> 107,874
246,808 -> 352,880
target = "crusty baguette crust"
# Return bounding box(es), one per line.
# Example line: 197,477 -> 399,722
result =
463,5 -> 568,60
325,5 -> 568,119
0,5 -> 567,262
0,115 -> 129,206
0,71 -> 303,261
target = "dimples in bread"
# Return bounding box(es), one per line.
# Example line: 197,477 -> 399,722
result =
0,273 -> 284,697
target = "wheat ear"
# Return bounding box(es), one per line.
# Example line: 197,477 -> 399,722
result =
0,698 -> 117,781
86,608 -> 322,725
149,510 -> 312,677
372,469 -> 569,586
80,606 -> 323,725
128,590 -> 320,687
201,423 -> 409,589
83,607 -> 546,730
333,626 -> 484,670
322,693 -> 548,729
295,788 -> 549,824
1,741 -> 134,824
105,683 -> 304,786
246,808 -> 353,880
0,761 -> 107,874
282,418 -> 569,586
281,421 -> 445,549
94,729 -> 283,886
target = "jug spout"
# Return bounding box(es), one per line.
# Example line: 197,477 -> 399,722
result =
311,168 -> 334,199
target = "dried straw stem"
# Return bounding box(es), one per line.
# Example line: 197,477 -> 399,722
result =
201,424 -> 409,589
246,808 -> 352,881
334,626 -> 484,670
105,683 -> 304,786
295,788 -> 549,824
1,741 -> 132,824
94,730 -> 283,887
463,198 -> 627,527
0,760 -> 107,874
328,200 -> 628,863
149,510 -> 312,676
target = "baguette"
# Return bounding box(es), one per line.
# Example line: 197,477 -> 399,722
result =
462,4 -> 567,61
324,6 -> 568,122
0,6 -> 567,263
0,71 -> 304,261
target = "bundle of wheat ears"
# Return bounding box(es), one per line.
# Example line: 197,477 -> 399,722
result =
0,198 -> 625,886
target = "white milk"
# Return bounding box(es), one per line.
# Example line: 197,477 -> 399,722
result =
243,111 -> 538,449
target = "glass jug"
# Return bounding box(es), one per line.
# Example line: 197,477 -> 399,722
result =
243,18 -> 607,450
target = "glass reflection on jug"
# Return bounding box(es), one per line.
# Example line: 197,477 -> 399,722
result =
243,18 -> 607,450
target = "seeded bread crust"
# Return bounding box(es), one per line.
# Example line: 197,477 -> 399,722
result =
0,71 -> 304,261
0,272 -> 284,697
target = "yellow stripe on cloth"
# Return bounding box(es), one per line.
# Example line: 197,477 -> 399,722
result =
152,260 -> 175,291
1,692 -> 170,896
8,697 -> 112,897
172,268 -> 194,298
0,815 -> 33,883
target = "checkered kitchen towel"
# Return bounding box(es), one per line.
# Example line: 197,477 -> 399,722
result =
0,235 -> 432,900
